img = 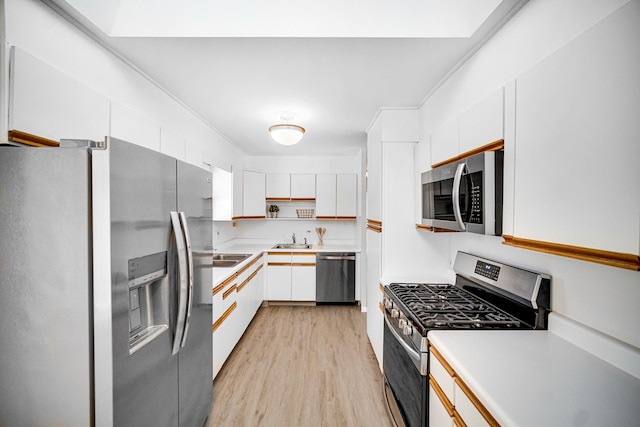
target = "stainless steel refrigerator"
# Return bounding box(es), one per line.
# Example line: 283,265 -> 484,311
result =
0,137 -> 213,426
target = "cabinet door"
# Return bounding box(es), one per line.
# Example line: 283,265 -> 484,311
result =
232,168 -> 243,219
9,47 -> 109,143
459,87 -> 504,154
366,229 -> 383,369
430,119 -> 458,166
316,174 -> 337,218
513,11 -> 640,256
266,173 -> 290,200
266,265 -> 292,300
291,174 -> 316,199
243,171 -> 266,218
291,254 -> 316,301
366,124 -> 382,221
336,174 -> 357,218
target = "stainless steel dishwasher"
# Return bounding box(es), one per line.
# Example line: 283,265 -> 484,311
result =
316,253 -> 356,304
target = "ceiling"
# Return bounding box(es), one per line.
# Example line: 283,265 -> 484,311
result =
46,0 -> 526,156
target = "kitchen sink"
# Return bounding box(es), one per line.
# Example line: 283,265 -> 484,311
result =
272,243 -> 313,249
211,253 -> 251,268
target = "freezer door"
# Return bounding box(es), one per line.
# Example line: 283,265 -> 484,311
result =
109,139 -> 180,426
0,146 -> 93,425
176,161 -> 213,426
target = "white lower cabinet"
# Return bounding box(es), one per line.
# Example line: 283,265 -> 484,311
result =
266,252 -> 316,301
212,254 -> 265,379
291,254 -> 316,301
429,345 -> 498,427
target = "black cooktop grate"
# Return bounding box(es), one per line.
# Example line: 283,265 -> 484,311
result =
386,282 -> 525,333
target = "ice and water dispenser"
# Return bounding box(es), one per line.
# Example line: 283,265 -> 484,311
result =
127,251 -> 170,354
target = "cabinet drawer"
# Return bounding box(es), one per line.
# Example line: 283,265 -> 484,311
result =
430,346 -> 455,404
213,274 -> 237,320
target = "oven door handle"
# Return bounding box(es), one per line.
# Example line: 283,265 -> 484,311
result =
452,162 -> 467,231
384,313 -> 421,364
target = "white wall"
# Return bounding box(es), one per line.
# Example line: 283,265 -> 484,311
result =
414,0 -> 640,348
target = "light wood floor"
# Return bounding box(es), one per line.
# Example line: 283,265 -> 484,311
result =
208,304 -> 393,427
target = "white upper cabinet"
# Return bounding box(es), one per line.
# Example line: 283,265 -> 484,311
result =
9,46 -> 109,143
290,174 -> 316,199
265,173 -> 290,200
316,173 -> 357,219
430,88 -> 505,167
512,8 -> 640,259
315,174 -> 337,218
242,170 -> 266,218
110,102 -> 160,151
336,174 -> 357,218
458,87 -> 504,154
211,166 -> 233,221
232,167 -> 243,219
430,119 -> 459,166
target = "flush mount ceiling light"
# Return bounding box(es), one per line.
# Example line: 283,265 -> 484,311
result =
269,112 -> 305,146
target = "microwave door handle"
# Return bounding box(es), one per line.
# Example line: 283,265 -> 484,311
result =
178,211 -> 194,348
170,211 -> 189,356
452,163 -> 467,231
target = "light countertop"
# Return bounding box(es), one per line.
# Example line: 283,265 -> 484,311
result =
427,328 -> 640,427
210,240 -> 361,286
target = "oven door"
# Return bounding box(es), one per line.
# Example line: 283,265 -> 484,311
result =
383,313 -> 428,427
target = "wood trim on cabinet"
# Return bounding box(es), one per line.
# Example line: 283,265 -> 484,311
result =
367,225 -> 382,233
291,198 -> 316,201
379,284 -> 384,293
237,264 -> 263,292
291,263 -> 316,267
222,284 -> 237,300
336,216 -> 357,220
367,219 -> 382,226
416,224 -> 459,233
239,216 -> 267,220
431,139 -> 504,169
267,251 -> 294,256
379,302 -> 384,312
293,252 -> 316,256
266,197 -> 291,201
429,375 -> 455,417
429,345 -> 456,377
8,130 -> 60,147
502,235 -> 640,271
454,376 -> 500,427
237,253 -> 264,275
212,302 -> 237,332
452,411 -> 467,427
213,273 -> 238,296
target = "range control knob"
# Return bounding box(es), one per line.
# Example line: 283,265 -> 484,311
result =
391,309 -> 399,319
403,323 -> 413,336
384,298 -> 394,310
398,319 -> 407,329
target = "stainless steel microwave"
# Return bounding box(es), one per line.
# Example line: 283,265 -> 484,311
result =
421,150 -> 504,235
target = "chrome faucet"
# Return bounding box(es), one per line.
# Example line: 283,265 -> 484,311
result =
292,233 -> 296,244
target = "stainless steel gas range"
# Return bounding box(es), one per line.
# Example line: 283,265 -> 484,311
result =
382,252 -> 551,427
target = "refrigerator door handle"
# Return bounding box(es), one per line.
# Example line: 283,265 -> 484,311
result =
170,211 -> 189,356
178,211 -> 194,348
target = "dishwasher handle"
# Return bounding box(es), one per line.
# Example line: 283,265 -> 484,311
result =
317,254 -> 356,261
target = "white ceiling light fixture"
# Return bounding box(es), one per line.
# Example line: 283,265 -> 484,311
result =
269,112 -> 305,146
